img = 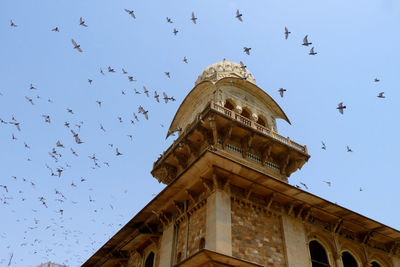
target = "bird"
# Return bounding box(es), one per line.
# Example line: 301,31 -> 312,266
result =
173,28 -> 178,35
323,181 -> 331,187
96,100 -> 102,107
88,79 -> 93,84
243,47 -> 251,55
121,90 -> 126,95
25,96 -> 34,105
100,124 -> 105,132
302,35 -> 312,46
67,108 -> 74,114
337,102 -> 346,114
346,146 -> 353,152
24,142 -> 30,149
284,27 -> 291,39
143,86 -> 149,97
79,17 -> 88,27
183,56 -> 188,64
100,68 -> 105,75
321,141 -> 326,150
374,78 -> 380,82
138,106 -> 149,120
127,134 -> 133,141
377,92 -> 385,98
29,84 -> 36,90
134,88 -> 141,94
124,9 -> 136,19
118,117 -> 123,123
12,133 -> 17,140
108,66 -> 115,73
51,27 -> 59,32
133,112 -> 139,122
166,17 -> 173,23
154,91 -> 160,102
71,148 -> 78,156
240,61 -> 247,70
71,130 -> 83,144
165,72 -> 171,78
235,9 -> 243,22
56,141 -> 64,148
10,20 -> 17,27
300,182 -> 309,189
278,88 -> 286,98
309,47 -> 317,55
71,39 -> 83,52
9,121 -> 21,131
42,115 -> 51,123
359,187 -> 363,192
122,68 -> 128,74
116,148 -> 123,156
128,76 -> 136,82
191,12 -> 197,24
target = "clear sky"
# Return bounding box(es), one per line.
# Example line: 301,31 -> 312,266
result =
1,0 -> 399,266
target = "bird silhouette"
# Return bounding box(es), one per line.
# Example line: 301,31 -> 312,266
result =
191,12 -> 197,24
173,28 -> 178,35
302,35 -> 312,46
183,56 -> 188,63
377,92 -> 385,98
337,102 -> 346,114
71,39 -> 83,52
166,17 -> 173,23
284,27 -> 291,39
243,47 -> 251,55
51,27 -> 59,32
321,141 -> 326,150
346,146 -> 353,152
79,17 -> 88,27
10,20 -> 17,27
309,47 -> 317,55
278,88 -> 286,98
236,10 -> 243,22
124,9 -> 136,19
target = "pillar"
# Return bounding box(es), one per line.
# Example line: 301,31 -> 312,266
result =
158,223 -> 175,267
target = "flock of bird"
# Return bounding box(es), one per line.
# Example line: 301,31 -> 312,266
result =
1,4 -> 390,267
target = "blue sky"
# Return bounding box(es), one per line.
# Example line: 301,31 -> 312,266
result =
1,0 -> 399,266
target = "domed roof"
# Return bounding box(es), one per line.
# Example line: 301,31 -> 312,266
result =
195,60 -> 256,85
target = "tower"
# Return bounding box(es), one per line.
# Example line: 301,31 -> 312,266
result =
83,62 -> 400,267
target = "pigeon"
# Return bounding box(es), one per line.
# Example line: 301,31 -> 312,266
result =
51,27 -> 59,32
133,112 -> 139,122
309,47 -> 317,55
302,35 -> 312,46
278,88 -> 286,97
10,20 -> 17,27
321,141 -> 326,150
240,61 -> 247,70
88,79 -> 93,84
154,91 -> 160,102
191,12 -> 197,24
243,47 -> 251,55
96,100 -> 102,107
173,28 -> 178,35
337,102 -> 346,114
9,121 -> 21,131
100,124 -> 105,132
56,141 -> 64,148
134,88 -> 141,94
67,108 -> 74,114
100,68 -> 105,75
128,76 -> 136,82
284,27 -> 291,39
79,17 -> 88,27
183,56 -> 188,63
122,68 -> 128,74
346,146 -> 353,152
42,115 -> 50,123
377,92 -> 385,98
127,134 -> 133,141
300,182 -> 308,189
71,130 -> 83,144
71,148 -> 78,156
235,9 -> 243,22
71,39 -> 83,52
165,72 -> 171,78
25,96 -> 34,105
116,148 -> 123,156
323,181 -> 331,187
166,17 -> 173,23
108,66 -> 115,72
138,106 -> 149,120
30,84 -> 36,90
124,9 -> 136,19
143,86 -> 149,97
374,78 -> 380,82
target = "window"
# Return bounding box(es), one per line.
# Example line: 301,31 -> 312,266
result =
256,116 -> 266,126
309,240 -> 330,267
144,252 -> 155,267
371,262 -> 381,267
240,108 -> 251,119
199,238 -> 205,250
224,100 -> 234,110
342,251 -> 358,267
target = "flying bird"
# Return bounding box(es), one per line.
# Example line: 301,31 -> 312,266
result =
100,68 -> 105,75
124,9 -> 136,19
235,9 -> 243,22
108,66 -> 115,72
346,146 -> 353,152
166,17 -> 173,23
243,47 -> 251,55
56,140 -> 64,148
30,84 -> 36,90
284,27 -> 291,39
278,88 -> 286,98
191,12 -> 197,24
71,39 -> 83,52
309,47 -> 317,55
374,78 -> 380,82
302,35 -> 312,46
51,27 -> 59,32
71,130 -> 83,144
323,181 -> 331,187
134,88 -> 141,94
122,68 -> 128,74
165,72 -> 171,78
88,79 -> 92,84
240,61 -> 247,70
10,20 -> 17,27
183,56 -> 188,63
143,86 -> 149,97
25,96 -> 34,105
96,100 -> 102,107
154,91 -> 160,102
377,92 -> 385,98
128,76 -> 136,82
116,148 -> 123,156
173,28 -> 178,35
300,182 -> 309,189
79,17 -> 88,27
321,141 -> 326,150
337,102 -> 346,114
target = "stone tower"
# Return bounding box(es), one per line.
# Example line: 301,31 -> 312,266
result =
83,62 -> 400,267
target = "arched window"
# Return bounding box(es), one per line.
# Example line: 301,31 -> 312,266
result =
144,252 -> 155,267
371,262 -> 381,267
199,237 -> 205,250
224,100 -> 234,110
342,251 -> 358,267
309,240 -> 330,267
256,116 -> 266,127
240,108 -> 251,119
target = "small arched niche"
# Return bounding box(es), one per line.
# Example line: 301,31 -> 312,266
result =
309,240 -> 330,267
144,251 -> 155,267
256,115 -> 267,127
371,261 -> 382,267
342,251 -> 358,267
224,99 -> 235,110
240,107 -> 251,119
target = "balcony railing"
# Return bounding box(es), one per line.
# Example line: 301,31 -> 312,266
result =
210,101 -> 307,154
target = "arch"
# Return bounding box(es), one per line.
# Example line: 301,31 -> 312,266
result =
199,237 -> 205,250
309,240 -> 330,267
307,233 -> 336,266
371,261 -> 382,267
144,251 -> 155,267
240,107 -> 252,119
256,115 -> 267,127
224,99 -> 235,110
342,251 -> 358,267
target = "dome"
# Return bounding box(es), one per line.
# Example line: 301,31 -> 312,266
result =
195,60 -> 256,85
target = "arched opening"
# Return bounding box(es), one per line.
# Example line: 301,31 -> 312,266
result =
199,237 -> 205,250
256,116 -> 266,127
309,240 -> 330,267
224,100 -> 235,110
144,252 -> 155,267
371,262 -> 382,267
342,251 -> 358,267
240,108 -> 251,119
176,252 -> 182,263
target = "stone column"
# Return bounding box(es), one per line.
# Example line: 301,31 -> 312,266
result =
281,214 -> 312,267
158,223 -> 175,267
205,189 -> 232,256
